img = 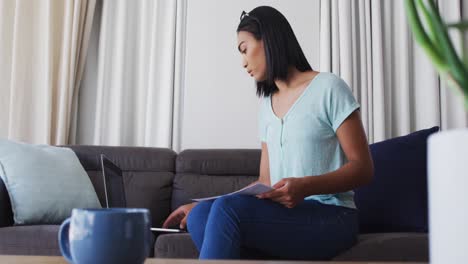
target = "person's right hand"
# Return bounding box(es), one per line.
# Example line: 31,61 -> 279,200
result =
162,202 -> 197,229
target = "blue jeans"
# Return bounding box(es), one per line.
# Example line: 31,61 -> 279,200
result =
187,194 -> 358,260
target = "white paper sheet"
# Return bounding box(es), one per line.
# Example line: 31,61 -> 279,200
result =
192,183 -> 274,202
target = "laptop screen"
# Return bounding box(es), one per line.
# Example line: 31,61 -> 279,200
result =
100,154 -> 127,208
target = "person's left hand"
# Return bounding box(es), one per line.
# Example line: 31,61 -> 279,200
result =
256,177 -> 307,208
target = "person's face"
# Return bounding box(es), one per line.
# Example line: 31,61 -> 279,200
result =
237,31 -> 266,81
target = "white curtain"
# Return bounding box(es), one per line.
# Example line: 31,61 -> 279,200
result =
438,1 -> 468,130
72,0 -> 186,148
0,0 -> 96,144
319,0 -> 468,143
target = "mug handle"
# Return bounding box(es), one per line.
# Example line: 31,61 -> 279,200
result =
146,225 -> 153,258
58,218 -> 73,263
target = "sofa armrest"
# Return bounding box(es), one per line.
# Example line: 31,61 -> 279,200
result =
0,177 -> 13,227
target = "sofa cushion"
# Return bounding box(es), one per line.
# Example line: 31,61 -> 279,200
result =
172,174 -> 258,211
172,149 -> 259,210
154,233 -> 199,259
0,225 -> 157,257
154,232 -> 428,262
0,140 -> 101,225
0,225 -> 61,255
333,233 -> 428,261
355,126 -> 439,233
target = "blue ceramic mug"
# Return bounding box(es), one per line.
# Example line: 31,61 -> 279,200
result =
58,208 -> 152,264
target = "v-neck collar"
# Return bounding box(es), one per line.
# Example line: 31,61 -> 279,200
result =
269,72 -> 322,121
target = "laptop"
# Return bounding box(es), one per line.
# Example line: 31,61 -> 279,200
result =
100,154 -> 185,233
101,154 -> 126,208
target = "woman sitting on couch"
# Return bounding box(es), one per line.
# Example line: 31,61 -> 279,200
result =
163,5 -> 374,260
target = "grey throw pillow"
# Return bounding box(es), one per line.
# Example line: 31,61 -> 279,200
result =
0,139 -> 101,224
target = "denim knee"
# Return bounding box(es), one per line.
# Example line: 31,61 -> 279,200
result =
210,195 -> 253,220
187,201 -> 212,232
187,201 -> 213,250
211,195 -> 236,212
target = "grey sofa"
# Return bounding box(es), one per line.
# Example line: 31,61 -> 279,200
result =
0,145 -> 429,261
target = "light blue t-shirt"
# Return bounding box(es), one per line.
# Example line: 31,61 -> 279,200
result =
258,72 -> 360,209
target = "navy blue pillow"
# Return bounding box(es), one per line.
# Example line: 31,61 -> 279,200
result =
355,126 -> 439,233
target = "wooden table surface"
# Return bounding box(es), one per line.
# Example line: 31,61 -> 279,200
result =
0,255 -> 428,264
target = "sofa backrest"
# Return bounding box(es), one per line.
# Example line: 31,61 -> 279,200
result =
67,145 -> 176,227
171,149 -> 260,211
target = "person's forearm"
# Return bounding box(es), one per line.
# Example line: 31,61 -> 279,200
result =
258,174 -> 270,185
299,160 -> 373,197
258,160 -> 271,185
250,177 -> 270,187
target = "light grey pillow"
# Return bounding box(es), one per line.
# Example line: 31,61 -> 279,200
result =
0,139 -> 101,225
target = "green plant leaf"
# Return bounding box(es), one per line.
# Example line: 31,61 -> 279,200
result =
415,0 -> 440,50
447,20 -> 468,30
425,0 -> 468,94
405,0 -> 468,104
404,0 -> 446,70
